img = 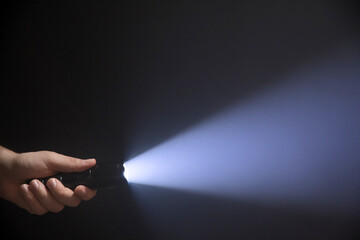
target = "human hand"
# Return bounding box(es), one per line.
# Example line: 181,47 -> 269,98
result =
0,147 -> 97,215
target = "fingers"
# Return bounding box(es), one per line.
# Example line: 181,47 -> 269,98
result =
16,150 -> 97,215
20,179 -> 97,215
44,151 -> 96,173
20,184 -> 48,215
74,185 -> 97,201
46,178 -> 81,207
29,180 -> 64,213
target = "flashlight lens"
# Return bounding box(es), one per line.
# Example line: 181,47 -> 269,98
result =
123,163 -> 128,181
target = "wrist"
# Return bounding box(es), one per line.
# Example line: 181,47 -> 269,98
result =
0,146 -> 18,175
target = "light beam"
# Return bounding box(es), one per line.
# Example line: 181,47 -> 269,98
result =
125,47 -> 360,213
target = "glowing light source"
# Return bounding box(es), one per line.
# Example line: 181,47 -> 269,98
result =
123,163 -> 129,181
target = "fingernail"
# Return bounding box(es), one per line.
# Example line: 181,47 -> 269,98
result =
48,178 -> 57,188
31,180 -> 39,190
84,158 -> 96,164
20,184 -> 28,193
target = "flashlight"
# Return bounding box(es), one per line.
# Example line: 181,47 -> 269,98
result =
26,163 -> 127,190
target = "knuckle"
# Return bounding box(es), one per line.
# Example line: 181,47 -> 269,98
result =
45,151 -> 57,159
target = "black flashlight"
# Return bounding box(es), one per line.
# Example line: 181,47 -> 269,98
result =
26,163 -> 127,190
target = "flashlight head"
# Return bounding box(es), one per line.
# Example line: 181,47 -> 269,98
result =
87,163 -> 127,189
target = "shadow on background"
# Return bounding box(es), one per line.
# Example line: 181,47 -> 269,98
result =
130,184 -> 360,240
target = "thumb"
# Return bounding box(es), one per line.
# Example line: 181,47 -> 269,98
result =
45,152 -> 96,173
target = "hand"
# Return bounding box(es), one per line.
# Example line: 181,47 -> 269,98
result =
0,147 -> 97,215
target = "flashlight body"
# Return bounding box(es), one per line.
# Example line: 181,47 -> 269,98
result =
26,163 -> 127,190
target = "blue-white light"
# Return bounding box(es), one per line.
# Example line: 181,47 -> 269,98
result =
123,163 -> 129,181
125,47 -> 360,213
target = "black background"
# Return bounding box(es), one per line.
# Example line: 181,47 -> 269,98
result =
1,1 -> 359,239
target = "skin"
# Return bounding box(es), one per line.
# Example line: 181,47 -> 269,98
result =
0,146 -> 97,215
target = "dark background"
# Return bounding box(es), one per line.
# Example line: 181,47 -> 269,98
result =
1,0 -> 359,239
